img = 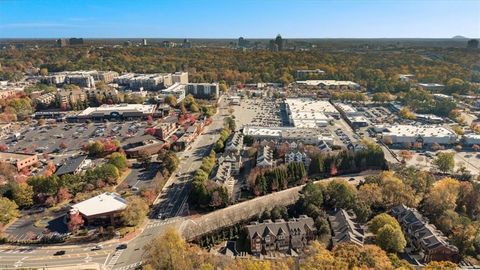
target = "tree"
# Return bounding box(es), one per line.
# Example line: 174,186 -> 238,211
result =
38,118 -> 46,126
323,180 -> 357,210
423,177 -> 461,220
12,183 -> 34,208
0,197 -> 19,225
357,183 -> 383,209
368,213 -> 401,234
164,95 -> 177,106
467,39 -> 479,49
433,152 -> 455,173
224,117 -> 236,131
121,196 -> 149,227
399,107 -> 416,120
108,152 -> 128,171
68,210 -> 84,232
398,150 -> 413,162
162,150 -> 179,173
423,261 -> 458,270
39,68 -> 48,76
376,224 -> 406,253
143,228 -> 193,270
219,83 -> 228,93
372,92 -> 393,103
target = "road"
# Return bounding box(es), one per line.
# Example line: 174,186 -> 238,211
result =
0,96 -> 229,270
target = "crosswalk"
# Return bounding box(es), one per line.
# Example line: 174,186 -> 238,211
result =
106,250 -> 124,269
145,219 -> 178,229
113,261 -> 142,270
0,248 -> 35,254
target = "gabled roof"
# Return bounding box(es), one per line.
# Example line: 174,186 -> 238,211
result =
328,209 -> 365,247
55,155 -> 87,176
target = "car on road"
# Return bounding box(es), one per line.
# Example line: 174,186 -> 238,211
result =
116,244 -> 128,250
54,250 -> 66,256
131,186 -> 139,192
91,245 -> 103,251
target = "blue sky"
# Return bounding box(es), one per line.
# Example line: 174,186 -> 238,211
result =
0,0 -> 479,38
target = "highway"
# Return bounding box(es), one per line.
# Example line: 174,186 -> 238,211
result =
0,96 -> 228,270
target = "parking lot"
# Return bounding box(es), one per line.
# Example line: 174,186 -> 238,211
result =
0,121 -> 150,174
233,97 -> 285,128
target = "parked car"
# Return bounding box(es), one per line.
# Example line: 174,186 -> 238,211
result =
91,245 -> 103,251
54,250 -> 66,256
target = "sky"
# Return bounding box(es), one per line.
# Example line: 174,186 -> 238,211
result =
0,0 -> 479,39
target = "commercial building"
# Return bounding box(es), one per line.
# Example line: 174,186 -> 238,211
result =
417,83 -> 445,91
285,98 -> 337,128
244,216 -> 316,255
70,192 -> 127,224
0,152 -> 38,171
296,80 -> 360,90
186,83 -> 219,99
243,126 -> 334,145
328,209 -> 365,247
391,205 -> 459,263
153,122 -> 177,140
55,155 -> 90,176
72,104 -> 156,122
295,69 -> 325,79
376,124 -> 457,146
463,133 -> 480,146
172,72 -> 189,84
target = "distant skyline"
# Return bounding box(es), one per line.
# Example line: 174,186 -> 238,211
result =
0,0 -> 479,39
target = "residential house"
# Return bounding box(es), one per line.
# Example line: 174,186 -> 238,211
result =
328,209 -> 365,247
225,132 -> 243,154
285,150 -> 310,169
391,205 -> 459,263
245,215 -> 316,255
256,145 -> 274,167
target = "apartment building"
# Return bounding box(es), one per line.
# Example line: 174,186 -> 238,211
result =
245,216 -> 316,255
56,89 -> 86,108
285,150 -> 311,169
34,92 -> 56,106
186,83 -> 219,99
172,72 -> 189,84
328,209 -> 365,247
391,205 -> 459,263
256,145 -> 274,167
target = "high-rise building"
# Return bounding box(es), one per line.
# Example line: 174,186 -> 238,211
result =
56,39 -> 68,47
186,83 -> 219,99
275,34 -> 284,51
142,39 -> 147,46
238,37 -> 249,48
69,38 -> 84,46
182,38 -> 192,48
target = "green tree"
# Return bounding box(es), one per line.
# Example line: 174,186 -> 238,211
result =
376,224 -> 406,253
368,213 -> 401,234
108,152 -> 128,171
121,196 -> 149,226
12,183 -> 34,208
0,197 -> 19,225
434,152 -> 455,173
323,180 -> 357,210
164,95 -> 177,106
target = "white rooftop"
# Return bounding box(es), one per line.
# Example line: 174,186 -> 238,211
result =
71,192 -> 127,217
295,80 -> 359,87
285,98 -> 337,128
381,124 -> 455,138
78,104 -> 156,116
